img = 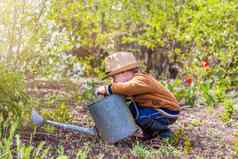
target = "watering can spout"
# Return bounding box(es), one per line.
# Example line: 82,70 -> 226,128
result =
46,120 -> 97,135
32,95 -> 138,144
31,109 -> 97,136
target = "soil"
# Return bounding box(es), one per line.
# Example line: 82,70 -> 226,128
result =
20,79 -> 238,159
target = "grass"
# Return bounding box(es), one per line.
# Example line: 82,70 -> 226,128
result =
0,120 -> 91,159
131,141 -> 181,159
131,142 -> 151,158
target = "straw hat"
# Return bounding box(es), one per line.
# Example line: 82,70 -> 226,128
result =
105,52 -> 138,76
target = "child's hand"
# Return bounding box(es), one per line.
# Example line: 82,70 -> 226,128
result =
95,86 -> 107,96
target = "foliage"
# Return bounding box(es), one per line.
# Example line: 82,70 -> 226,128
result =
131,141 -> 181,159
0,119 -> 89,159
164,79 -> 197,106
213,79 -> 228,102
234,132 -> 238,156
42,102 -> 73,123
0,64 -> 31,122
46,0 -> 238,80
0,120 -> 50,159
220,97 -> 234,122
151,142 -> 181,158
199,81 -> 216,107
80,80 -> 99,104
0,0 -> 237,158
165,77 -> 234,109
168,128 -> 192,154
183,135 -> 192,154
1,0 -> 237,83
1,0 -> 237,107
76,148 -> 88,159
131,142 -> 151,158
39,100 -> 73,133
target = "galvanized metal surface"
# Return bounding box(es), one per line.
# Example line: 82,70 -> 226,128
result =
89,95 -> 138,144
46,120 -> 97,136
32,110 -> 97,136
32,109 -> 44,126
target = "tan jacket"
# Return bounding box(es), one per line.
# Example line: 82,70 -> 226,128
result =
110,73 -> 180,111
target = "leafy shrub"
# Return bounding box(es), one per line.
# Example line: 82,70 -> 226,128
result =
0,64 -> 31,122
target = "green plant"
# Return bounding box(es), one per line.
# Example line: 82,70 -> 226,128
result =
220,98 -> 234,122
76,148 -> 88,159
213,79 -> 228,102
167,128 -> 192,155
15,135 -> 52,159
131,140 -> 181,159
168,128 -> 184,146
183,86 -> 197,106
40,102 -> 73,133
233,132 -> 238,156
164,79 -> 197,107
0,64 -> 31,122
190,119 -> 203,127
183,135 -> 192,155
56,146 -> 68,159
0,120 -> 18,159
0,120 -> 77,159
131,142 -> 151,159
199,81 -> 216,107
151,143 -> 181,158
80,80 -> 98,104
42,102 -> 73,123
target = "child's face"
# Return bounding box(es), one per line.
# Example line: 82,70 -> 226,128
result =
111,71 -> 134,83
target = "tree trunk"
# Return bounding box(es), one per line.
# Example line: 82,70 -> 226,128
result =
146,48 -> 153,73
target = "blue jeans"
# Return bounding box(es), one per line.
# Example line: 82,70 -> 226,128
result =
129,101 -> 179,138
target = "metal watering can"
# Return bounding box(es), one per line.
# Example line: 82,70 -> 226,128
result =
32,95 -> 138,144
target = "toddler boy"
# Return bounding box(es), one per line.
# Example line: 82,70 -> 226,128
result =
95,52 -> 180,140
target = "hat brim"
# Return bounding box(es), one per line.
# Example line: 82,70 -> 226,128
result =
102,63 -> 138,80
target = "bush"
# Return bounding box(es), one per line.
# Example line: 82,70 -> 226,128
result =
0,64 -> 31,122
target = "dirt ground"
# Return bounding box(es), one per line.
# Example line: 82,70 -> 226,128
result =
21,80 -> 238,159
20,104 -> 238,159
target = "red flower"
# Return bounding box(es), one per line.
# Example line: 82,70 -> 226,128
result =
202,60 -> 209,69
184,75 -> 193,86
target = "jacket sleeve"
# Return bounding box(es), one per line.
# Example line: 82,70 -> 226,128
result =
109,76 -> 154,96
